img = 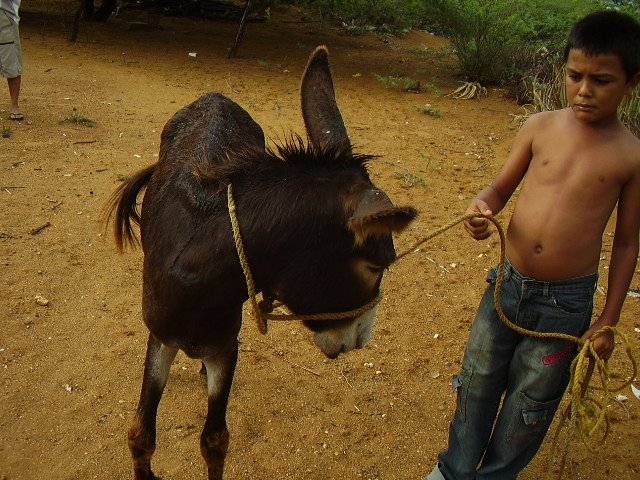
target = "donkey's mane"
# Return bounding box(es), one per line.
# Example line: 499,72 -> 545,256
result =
196,134 -> 375,183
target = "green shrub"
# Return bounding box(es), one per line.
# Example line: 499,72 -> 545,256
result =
421,0 -> 600,85
394,171 -> 427,188
282,0 -> 640,104
414,103 -> 442,118
375,74 -> 421,91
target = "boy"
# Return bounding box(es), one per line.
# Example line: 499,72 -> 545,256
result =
426,10 -> 640,480
0,0 -> 23,120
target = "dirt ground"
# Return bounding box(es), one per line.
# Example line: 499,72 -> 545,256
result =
2,3 -> 640,479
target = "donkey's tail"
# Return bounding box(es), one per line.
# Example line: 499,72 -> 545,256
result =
102,164 -> 156,252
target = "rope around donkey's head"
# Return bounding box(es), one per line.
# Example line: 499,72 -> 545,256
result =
226,183 -> 382,334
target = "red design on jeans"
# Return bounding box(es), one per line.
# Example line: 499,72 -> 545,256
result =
541,344 -> 575,365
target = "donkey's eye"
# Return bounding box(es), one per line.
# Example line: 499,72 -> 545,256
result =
367,264 -> 384,274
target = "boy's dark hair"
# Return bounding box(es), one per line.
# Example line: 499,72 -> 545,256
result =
564,10 -> 640,80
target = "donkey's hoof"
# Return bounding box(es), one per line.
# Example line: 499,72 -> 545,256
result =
133,467 -> 162,480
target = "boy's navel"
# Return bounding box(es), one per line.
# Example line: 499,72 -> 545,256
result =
534,244 -> 543,254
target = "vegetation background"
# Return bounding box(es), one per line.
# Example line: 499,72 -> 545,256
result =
283,0 -> 640,134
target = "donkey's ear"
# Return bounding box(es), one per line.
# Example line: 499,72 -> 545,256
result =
347,188 -> 417,246
301,46 -> 351,153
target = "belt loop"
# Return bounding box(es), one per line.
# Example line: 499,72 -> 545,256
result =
543,282 -> 550,298
502,257 -> 512,281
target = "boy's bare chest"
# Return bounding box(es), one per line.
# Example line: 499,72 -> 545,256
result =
529,136 -> 627,191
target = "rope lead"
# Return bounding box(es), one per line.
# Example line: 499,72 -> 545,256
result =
228,183 -> 636,471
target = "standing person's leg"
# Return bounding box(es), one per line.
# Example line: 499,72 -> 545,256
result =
0,10 -> 23,119
7,75 -> 20,117
427,263 -> 523,480
476,276 -> 596,480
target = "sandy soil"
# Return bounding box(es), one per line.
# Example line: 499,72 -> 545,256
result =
2,3 -> 639,479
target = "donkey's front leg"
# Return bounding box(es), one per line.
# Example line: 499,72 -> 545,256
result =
200,342 -> 239,480
129,333 -> 178,480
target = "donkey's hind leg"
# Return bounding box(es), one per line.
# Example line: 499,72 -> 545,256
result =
200,342 -> 239,480
128,333 -> 178,480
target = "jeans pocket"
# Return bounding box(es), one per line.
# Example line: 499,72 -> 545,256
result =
506,391 -> 562,444
453,368 -> 473,423
549,291 -> 592,316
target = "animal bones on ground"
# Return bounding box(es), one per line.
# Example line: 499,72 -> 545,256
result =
449,81 -> 488,100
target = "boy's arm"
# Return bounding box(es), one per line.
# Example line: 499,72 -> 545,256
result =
581,170 -> 640,360
464,114 -> 539,240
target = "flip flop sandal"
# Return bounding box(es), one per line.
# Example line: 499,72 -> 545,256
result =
10,112 -> 24,121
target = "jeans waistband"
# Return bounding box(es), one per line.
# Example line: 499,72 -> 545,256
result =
500,257 -> 598,292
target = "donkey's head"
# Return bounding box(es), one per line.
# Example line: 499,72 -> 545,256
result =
305,183 -> 417,359
262,46 -> 417,358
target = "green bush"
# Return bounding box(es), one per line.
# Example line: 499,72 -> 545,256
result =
282,0 -> 640,115
420,0 -> 600,85
514,1 -> 640,104
608,0 -> 640,17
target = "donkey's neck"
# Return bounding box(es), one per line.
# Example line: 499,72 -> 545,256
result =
230,172 -> 354,291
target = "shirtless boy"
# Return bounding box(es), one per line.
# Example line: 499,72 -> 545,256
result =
425,10 -> 640,480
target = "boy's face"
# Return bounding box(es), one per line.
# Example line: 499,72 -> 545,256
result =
565,48 -> 638,124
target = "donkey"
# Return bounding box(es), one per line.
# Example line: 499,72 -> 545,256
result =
106,46 -> 417,480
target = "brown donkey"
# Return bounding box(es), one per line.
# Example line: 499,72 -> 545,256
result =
106,46 -> 417,480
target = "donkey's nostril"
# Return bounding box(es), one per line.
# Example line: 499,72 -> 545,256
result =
325,349 -> 340,359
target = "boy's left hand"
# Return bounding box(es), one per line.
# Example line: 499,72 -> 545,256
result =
580,323 -> 615,361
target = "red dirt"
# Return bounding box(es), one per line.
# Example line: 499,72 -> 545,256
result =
2,3 -> 639,479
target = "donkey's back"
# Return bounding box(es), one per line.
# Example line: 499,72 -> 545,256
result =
109,92 -> 266,254
157,92 -> 266,173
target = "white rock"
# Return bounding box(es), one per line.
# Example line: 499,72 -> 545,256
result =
35,295 -> 49,306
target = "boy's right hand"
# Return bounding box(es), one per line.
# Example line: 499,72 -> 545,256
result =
463,201 -> 493,240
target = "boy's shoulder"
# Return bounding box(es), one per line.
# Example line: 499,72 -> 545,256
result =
518,108 -> 568,138
619,126 -> 640,166
526,108 -> 640,151
527,108 -> 568,125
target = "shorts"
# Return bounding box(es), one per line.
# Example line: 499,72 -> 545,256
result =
0,10 -> 22,78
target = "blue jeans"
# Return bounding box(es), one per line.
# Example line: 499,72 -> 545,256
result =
426,258 -> 597,480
